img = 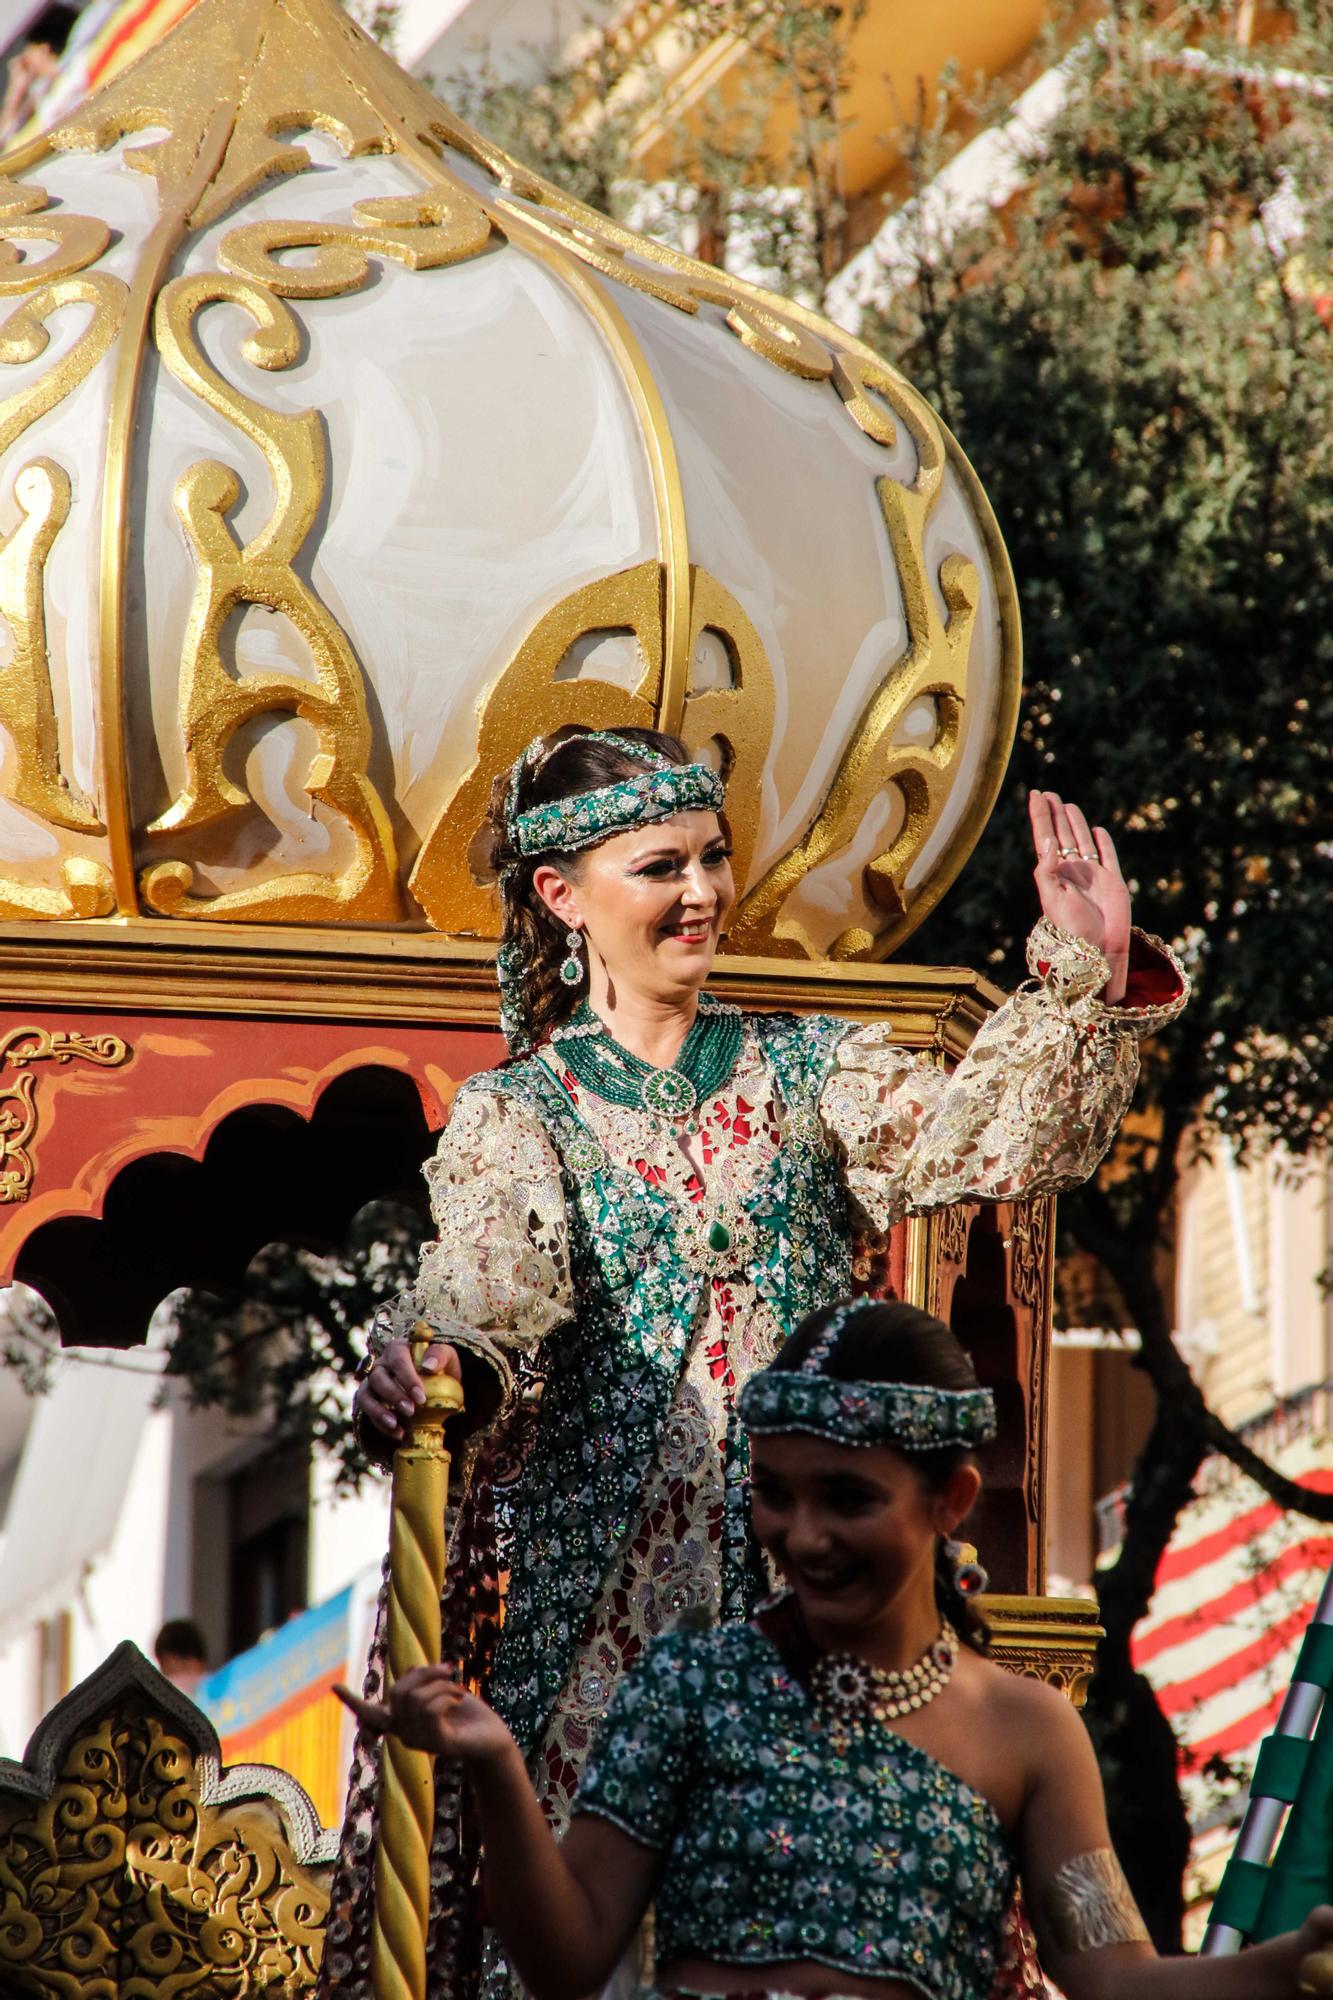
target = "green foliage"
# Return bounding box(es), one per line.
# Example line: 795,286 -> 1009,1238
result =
880,6 -> 1333,1186
0,1285 -> 58,1396
164,1197 -> 431,1489
437,0 -> 865,302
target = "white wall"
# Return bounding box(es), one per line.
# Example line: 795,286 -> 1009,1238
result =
398,0 -> 618,87
0,1358 -> 389,1760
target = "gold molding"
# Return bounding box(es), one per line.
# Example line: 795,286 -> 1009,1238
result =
92,87 -> 260,916
0,1022 -> 130,1202
0,919 -> 1005,1039
983,1593 -> 1104,1709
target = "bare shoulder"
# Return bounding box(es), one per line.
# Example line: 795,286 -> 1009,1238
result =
964,1652 -> 1094,1764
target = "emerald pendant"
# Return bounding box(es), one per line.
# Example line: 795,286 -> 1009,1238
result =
643,1066 -> 697,1119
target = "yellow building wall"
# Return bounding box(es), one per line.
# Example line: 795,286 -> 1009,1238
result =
623,0 -> 1047,203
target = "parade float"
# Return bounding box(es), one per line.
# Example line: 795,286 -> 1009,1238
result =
0,0 -> 1104,1986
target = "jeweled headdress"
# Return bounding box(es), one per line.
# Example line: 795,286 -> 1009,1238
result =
738,1297 -> 996,1452
495,731 -> 728,1052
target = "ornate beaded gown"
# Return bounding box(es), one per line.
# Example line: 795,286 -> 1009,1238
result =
319,921 -> 1186,2000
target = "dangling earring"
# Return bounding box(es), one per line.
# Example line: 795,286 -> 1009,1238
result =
560,927 -> 585,986
945,1538 -> 989,1597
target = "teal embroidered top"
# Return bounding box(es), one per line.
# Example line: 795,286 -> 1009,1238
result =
576,1621 -> 1016,2000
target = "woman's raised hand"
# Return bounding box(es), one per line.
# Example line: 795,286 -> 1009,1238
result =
1028,790 -> 1132,1005
354,1335 -> 462,1440
335,1666 -> 516,1767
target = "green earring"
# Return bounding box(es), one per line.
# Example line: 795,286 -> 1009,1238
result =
560,929 -> 584,986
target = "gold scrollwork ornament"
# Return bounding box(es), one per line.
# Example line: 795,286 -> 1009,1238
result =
729,354 -> 979,961
0,1665 -> 329,1995
0,266 -> 127,917
408,561 -> 776,934
142,273 -> 399,922
0,1024 -> 130,1203
217,191 -> 493,299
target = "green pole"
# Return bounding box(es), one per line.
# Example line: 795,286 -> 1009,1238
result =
1204,1573 -> 1333,1953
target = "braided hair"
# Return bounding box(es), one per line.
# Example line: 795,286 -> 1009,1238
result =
476,726 -> 696,1050
772,1300 -> 992,1654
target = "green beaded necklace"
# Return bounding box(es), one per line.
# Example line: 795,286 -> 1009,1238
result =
552,997 -> 744,1124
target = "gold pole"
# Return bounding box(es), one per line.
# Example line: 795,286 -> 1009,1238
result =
1301,1952 -> 1333,1994
371,1325 -> 465,2000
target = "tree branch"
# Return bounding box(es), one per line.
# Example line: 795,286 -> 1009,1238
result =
1200,1406 -> 1333,1522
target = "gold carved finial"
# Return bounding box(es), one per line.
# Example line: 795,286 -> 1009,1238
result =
0,1640 -> 334,1991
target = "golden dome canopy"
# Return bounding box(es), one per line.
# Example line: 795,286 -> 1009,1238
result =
0,0 -> 1019,960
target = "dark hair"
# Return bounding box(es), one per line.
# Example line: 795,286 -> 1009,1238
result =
772,1298 -> 991,1654
24,4 -> 78,51
477,726 -> 701,1047
154,1617 -> 207,1665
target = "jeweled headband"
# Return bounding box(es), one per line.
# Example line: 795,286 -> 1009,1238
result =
510,736 -> 726,858
737,1297 -> 996,1452
738,1372 -> 996,1451
495,730 -> 728,1053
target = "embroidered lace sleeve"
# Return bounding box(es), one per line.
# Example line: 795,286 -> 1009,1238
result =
371,1086 -> 573,1407
574,1632 -> 697,1849
819,921 -> 1189,1228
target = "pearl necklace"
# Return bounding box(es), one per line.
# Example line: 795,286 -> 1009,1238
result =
810,1622 -> 958,1752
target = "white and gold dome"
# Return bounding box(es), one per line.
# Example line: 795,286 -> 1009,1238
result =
0,0 -> 1019,961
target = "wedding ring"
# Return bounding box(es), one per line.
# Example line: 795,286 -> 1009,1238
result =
1057,844 -> 1079,858
1079,850 -> 1097,862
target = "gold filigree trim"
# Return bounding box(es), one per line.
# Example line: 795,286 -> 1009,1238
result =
0,1642 -> 331,1994
0,1023 -> 129,1202
409,561 -> 777,933
0,210 -> 127,912
142,272 -> 399,922
729,359 -> 978,959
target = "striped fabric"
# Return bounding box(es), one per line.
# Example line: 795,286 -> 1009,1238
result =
196,1566 -> 383,1830
9,0 -> 201,140
1131,1430 -> 1333,1822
